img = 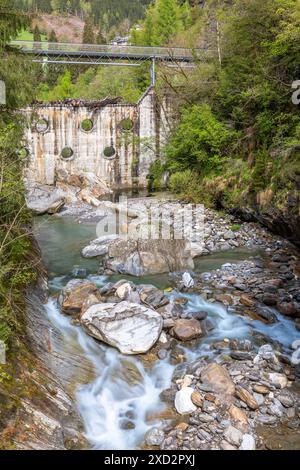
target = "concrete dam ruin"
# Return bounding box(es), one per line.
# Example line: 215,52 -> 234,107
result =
23,87 -> 171,193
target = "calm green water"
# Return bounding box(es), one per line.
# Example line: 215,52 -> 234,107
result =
34,214 -> 263,289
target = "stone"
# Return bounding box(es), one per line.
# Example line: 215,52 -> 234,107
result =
262,294 -> 278,307
257,415 -> 277,425
228,405 -> 248,424
182,272 -> 195,289
116,282 -> 133,300
172,319 -> 203,342
277,394 -> 294,408
192,311 -> 208,321
106,239 -> 194,276
235,387 -> 259,410
191,391 -> 203,407
138,285 -> 168,309
239,434 -> 256,451
220,440 -> 237,451
278,302 -> 299,318
223,425 -> 243,447
240,295 -> 255,307
80,301 -> 162,355
200,363 -> 235,395
253,385 -> 269,395
144,427 -> 164,447
174,387 -> 197,415
269,401 -> 284,417
253,392 -> 265,407
58,279 -> 101,315
268,373 -> 288,389
82,234 -> 118,258
26,187 -> 65,215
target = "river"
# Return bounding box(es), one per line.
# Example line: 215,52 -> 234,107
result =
32,199 -> 300,450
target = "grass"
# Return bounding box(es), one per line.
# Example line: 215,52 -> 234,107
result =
16,30 -> 48,42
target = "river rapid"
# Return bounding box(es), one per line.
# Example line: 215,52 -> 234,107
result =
33,197 -> 300,451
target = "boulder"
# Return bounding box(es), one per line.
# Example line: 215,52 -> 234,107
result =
58,280 -> 101,315
174,387 -> 197,415
172,319 -> 202,342
105,239 -> 194,276
82,235 -> 118,259
80,301 -> 163,355
26,186 -> 65,215
200,363 -> 235,395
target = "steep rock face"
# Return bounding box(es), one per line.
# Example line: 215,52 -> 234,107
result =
7,271 -> 89,450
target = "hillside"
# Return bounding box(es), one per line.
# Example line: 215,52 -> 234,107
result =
31,14 -> 88,43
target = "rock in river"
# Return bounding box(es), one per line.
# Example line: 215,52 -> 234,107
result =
80,301 -> 163,355
200,363 -> 235,395
58,279 -> 101,315
172,319 -> 203,342
174,387 -> 197,415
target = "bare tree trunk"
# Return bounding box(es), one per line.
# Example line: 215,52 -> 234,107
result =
216,20 -> 222,67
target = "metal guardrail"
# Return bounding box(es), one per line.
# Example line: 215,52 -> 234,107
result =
11,40 -> 211,62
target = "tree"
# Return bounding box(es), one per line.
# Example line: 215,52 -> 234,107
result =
33,24 -> 41,42
82,17 -> 95,44
131,0 -> 186,46
95,28 -> 105,45
48,28 -> 58,42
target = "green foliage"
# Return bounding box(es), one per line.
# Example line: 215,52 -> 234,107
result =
148,159 -> 165,190
165,104 -> 234,175
251,148 -> 271,192
82,17 -> 95,44
168,170 -> 202,202
0,0 -> 37,348
131,0 -> 190,46
230,224 -> 241,232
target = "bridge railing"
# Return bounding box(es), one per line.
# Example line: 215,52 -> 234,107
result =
11,40 -> 211,60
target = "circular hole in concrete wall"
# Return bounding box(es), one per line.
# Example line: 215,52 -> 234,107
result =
19,147 -> 29,160
103,146 -> 116,159
35,118 -> 49,133
120,118 -> 134,132
61,147 -> 74,160
81,118 -> 94,132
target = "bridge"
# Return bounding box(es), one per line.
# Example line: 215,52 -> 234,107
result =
12,40 -> 212,85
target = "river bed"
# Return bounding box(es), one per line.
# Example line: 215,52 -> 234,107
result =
33,208 -> 300,450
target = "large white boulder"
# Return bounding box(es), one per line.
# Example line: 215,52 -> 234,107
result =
80,301 -> 163,355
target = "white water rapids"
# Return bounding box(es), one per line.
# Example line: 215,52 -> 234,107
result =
45,275 -> 300,450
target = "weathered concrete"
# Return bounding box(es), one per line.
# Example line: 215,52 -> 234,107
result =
23,88 -> 170,191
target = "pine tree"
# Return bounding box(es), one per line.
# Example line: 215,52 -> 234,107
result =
82,17 -> 95,44
33,24 -> 41,42
96,28 -> 105,45
48,29 -> 58,42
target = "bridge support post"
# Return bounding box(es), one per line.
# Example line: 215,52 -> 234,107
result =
151,58 -> 156,87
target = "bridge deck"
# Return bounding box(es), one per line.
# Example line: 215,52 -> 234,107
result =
12,40 -> 210,62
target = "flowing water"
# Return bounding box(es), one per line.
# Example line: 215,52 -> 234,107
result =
33,212 -> 300,450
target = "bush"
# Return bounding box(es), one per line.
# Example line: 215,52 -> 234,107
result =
165,104 -> 234,176
168,170 -> 203,202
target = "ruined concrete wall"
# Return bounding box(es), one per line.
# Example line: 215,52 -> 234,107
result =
23,87 -> 171,190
